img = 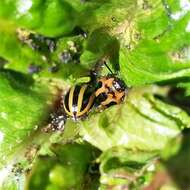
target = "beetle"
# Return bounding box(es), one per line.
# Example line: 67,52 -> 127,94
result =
44,62 -> 127,132
95,75 -> 126,107
62,84 -> 95,121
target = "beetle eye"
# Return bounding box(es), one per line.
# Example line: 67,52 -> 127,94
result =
113,81 -> 119,90
113,80 -> 122,91
113,79 -> 126,91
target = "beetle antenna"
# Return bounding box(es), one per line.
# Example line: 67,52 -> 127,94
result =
104,61 -> 114,75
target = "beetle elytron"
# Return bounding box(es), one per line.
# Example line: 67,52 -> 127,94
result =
45,61 -> 128,132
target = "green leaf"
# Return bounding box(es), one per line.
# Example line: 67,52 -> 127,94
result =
0,25 -> 88,80
118,1 -> 190,86
0,24 -> 43,73
99,147 -> 157,188
80,29 -> 120,70
26,143 -> 99,190
0,0 -> 77,37
80,86 -> 190,152
162,132 -> 190,190
144,133 -> 190,190
0,69 -> 53,168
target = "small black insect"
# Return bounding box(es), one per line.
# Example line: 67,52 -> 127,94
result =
17,28 -> 56,53
44,113 -> 66,132
59,51 -> 72,64
48,64 -> 59,73
28,64 -> 42,74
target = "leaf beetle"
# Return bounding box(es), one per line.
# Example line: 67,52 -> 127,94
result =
44,61 -> 128,132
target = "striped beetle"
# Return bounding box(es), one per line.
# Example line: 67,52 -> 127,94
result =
45,62 -> 127,132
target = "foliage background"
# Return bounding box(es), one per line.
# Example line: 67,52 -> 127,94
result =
0,0 -> 190,189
